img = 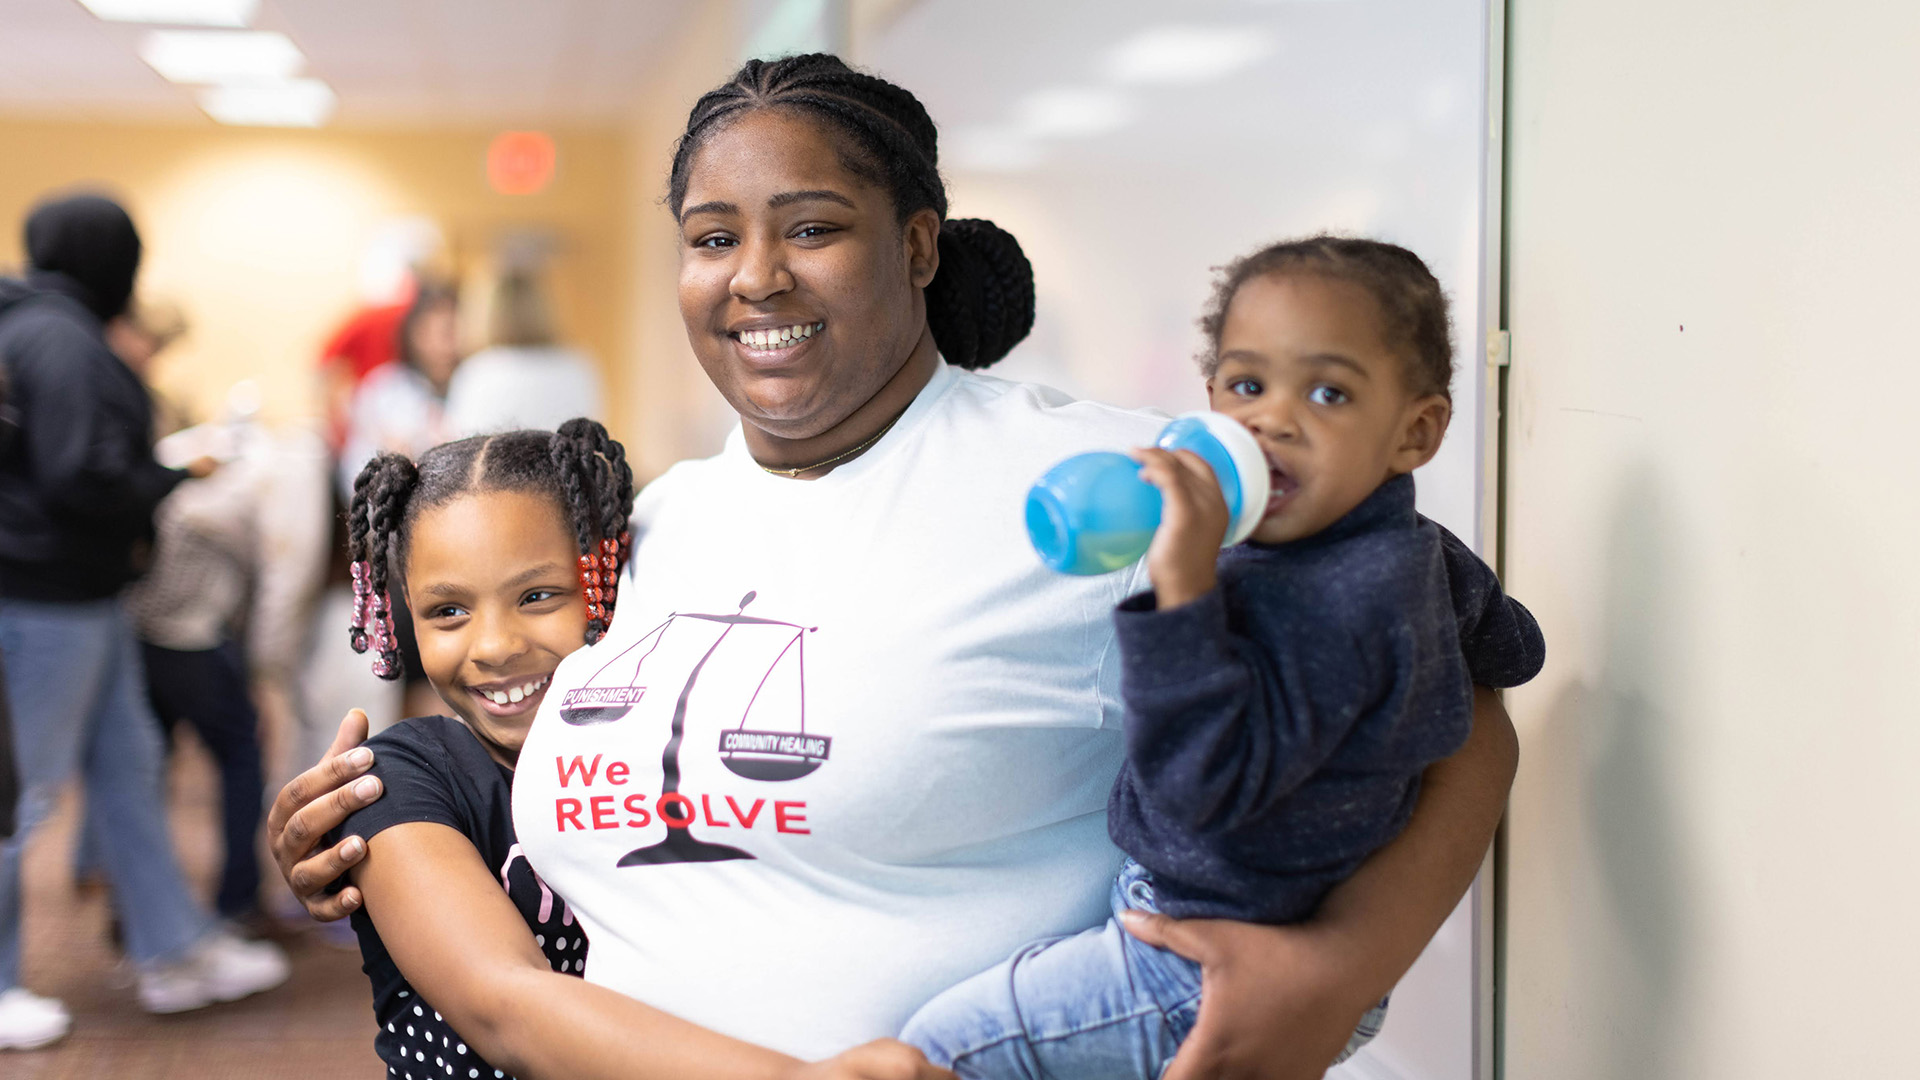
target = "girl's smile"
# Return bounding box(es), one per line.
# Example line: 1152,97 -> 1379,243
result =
464,672 -> 555,718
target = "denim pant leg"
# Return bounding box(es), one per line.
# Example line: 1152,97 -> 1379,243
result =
81,610 -> 214,965
901,865 -> 1200,1080
144,642 -> 264,918
0,600 -> 114,991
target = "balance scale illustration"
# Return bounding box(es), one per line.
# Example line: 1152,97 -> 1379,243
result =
557,591 -> 826,867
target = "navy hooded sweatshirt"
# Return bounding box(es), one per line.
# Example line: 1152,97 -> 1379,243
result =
1107,474 -> 1545,923
0,194 -> 185,601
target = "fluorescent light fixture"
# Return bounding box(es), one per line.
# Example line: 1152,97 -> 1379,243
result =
1108,26 -> 1274,85
199,78 -> 335,127
1013,88 -> 1131,139
139,29 -> 303,84
79,0 -> 259,26
945,127 -> 1045,173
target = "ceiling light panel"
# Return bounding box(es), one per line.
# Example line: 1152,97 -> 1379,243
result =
199,78 -> 336,127
139,30 -> 304,84
1013,88 -> 1131,139
79,0 -> 259,27
1108,26 -> 1275,85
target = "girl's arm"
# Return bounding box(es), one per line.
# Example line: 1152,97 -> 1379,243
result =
1123,686 -> 1519,1080
354,822 -> 951,1080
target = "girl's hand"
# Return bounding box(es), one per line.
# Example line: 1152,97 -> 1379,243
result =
1134,447 -> 1230,609
1122,911 -> 1378,1080
786,1040 -> 956,1080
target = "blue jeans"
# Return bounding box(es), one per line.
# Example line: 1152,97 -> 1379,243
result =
902,860 -> 1387,1080
78,641 -> 264,917
0,599 -> 213,990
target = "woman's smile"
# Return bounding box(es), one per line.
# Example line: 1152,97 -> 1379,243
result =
728,319 -> 827,368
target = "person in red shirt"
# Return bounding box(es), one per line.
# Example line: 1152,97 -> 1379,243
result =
317,289 -> 412,451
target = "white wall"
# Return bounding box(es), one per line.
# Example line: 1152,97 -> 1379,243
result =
1501,2 -> 1920,1076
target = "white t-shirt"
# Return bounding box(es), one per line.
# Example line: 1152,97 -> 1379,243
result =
443,344 -> 604,436
513,362 -> 1162,1057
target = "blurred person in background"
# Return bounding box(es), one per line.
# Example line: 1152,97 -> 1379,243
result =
316,292 -> 411,453
315,217 -> 446,452
337,282 -> 462,501
444,270 -> 604,435
0,665 -> 13,844
106,297 -> 190,437
0,361 -> 15,843
338,282 -> 464,723
0,192 -> 288,1051
74,302 -> 331,931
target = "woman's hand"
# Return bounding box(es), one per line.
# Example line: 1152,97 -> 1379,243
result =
1134,447 -> 1230,609
1123,913 -> 1376,1080
265,708 -> 384,920
784,1040 -> 955,1080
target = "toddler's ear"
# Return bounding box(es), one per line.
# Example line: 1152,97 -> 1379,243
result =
1389,394 -> 1452,475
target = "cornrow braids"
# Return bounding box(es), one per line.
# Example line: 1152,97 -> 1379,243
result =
668,53 -> 1036,370
1197,234 -> 1455,401
342,418 -> 639,677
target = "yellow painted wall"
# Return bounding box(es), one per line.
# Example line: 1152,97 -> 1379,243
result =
1501,1 -> 1920,1076
0,117 -> 635,445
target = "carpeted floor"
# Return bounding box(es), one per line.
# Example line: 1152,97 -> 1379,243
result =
5,734 -> 383,1079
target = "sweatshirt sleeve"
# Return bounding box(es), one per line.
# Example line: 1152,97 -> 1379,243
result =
14,316 -> 185,528
1112,587 -> 1381,833
1436,524 -> 1546,688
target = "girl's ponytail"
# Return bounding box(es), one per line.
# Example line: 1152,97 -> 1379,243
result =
347,452 -> 419,680
549,418 -> 636,643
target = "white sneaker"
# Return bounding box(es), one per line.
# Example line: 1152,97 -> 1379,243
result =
137,932 -> 291,1014
0,987 -> 71,1051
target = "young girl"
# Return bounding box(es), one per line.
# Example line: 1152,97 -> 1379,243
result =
334,419 -> 946,1080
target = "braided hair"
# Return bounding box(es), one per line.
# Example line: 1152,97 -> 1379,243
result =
345,418 -> 637,679
1197,235 -> 1455,400
668,53 -> 1036,370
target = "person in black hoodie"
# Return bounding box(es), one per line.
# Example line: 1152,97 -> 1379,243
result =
0,193 -> 288,1051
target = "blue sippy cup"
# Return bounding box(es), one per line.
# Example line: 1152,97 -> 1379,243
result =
1025,412 -> 1273,575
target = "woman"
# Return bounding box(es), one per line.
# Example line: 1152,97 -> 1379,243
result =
337,282 -> 462,500
271,55 -> 1516,1080
443,270 -> 605,436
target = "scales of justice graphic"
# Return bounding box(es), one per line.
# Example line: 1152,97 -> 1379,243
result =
557,591 -> 827,867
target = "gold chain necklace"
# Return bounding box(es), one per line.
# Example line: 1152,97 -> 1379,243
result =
756,411 -> 903,479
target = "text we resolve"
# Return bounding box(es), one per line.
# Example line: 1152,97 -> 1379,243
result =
549,754 -> 810,836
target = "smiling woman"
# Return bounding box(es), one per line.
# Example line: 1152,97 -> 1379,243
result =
271,53 -> 1521,1080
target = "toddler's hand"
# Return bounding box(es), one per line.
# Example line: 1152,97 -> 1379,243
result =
1133,447 -> 1229,609
788,1039 -> 955,1080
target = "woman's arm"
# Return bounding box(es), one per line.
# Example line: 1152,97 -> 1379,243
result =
1124,686 -> 1518,1080
355,822 -> 951,1080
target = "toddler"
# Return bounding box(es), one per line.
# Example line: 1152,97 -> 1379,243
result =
902,236 -> 1546,1079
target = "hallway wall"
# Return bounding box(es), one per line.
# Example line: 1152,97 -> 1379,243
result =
1500,1 -> 1920,1076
